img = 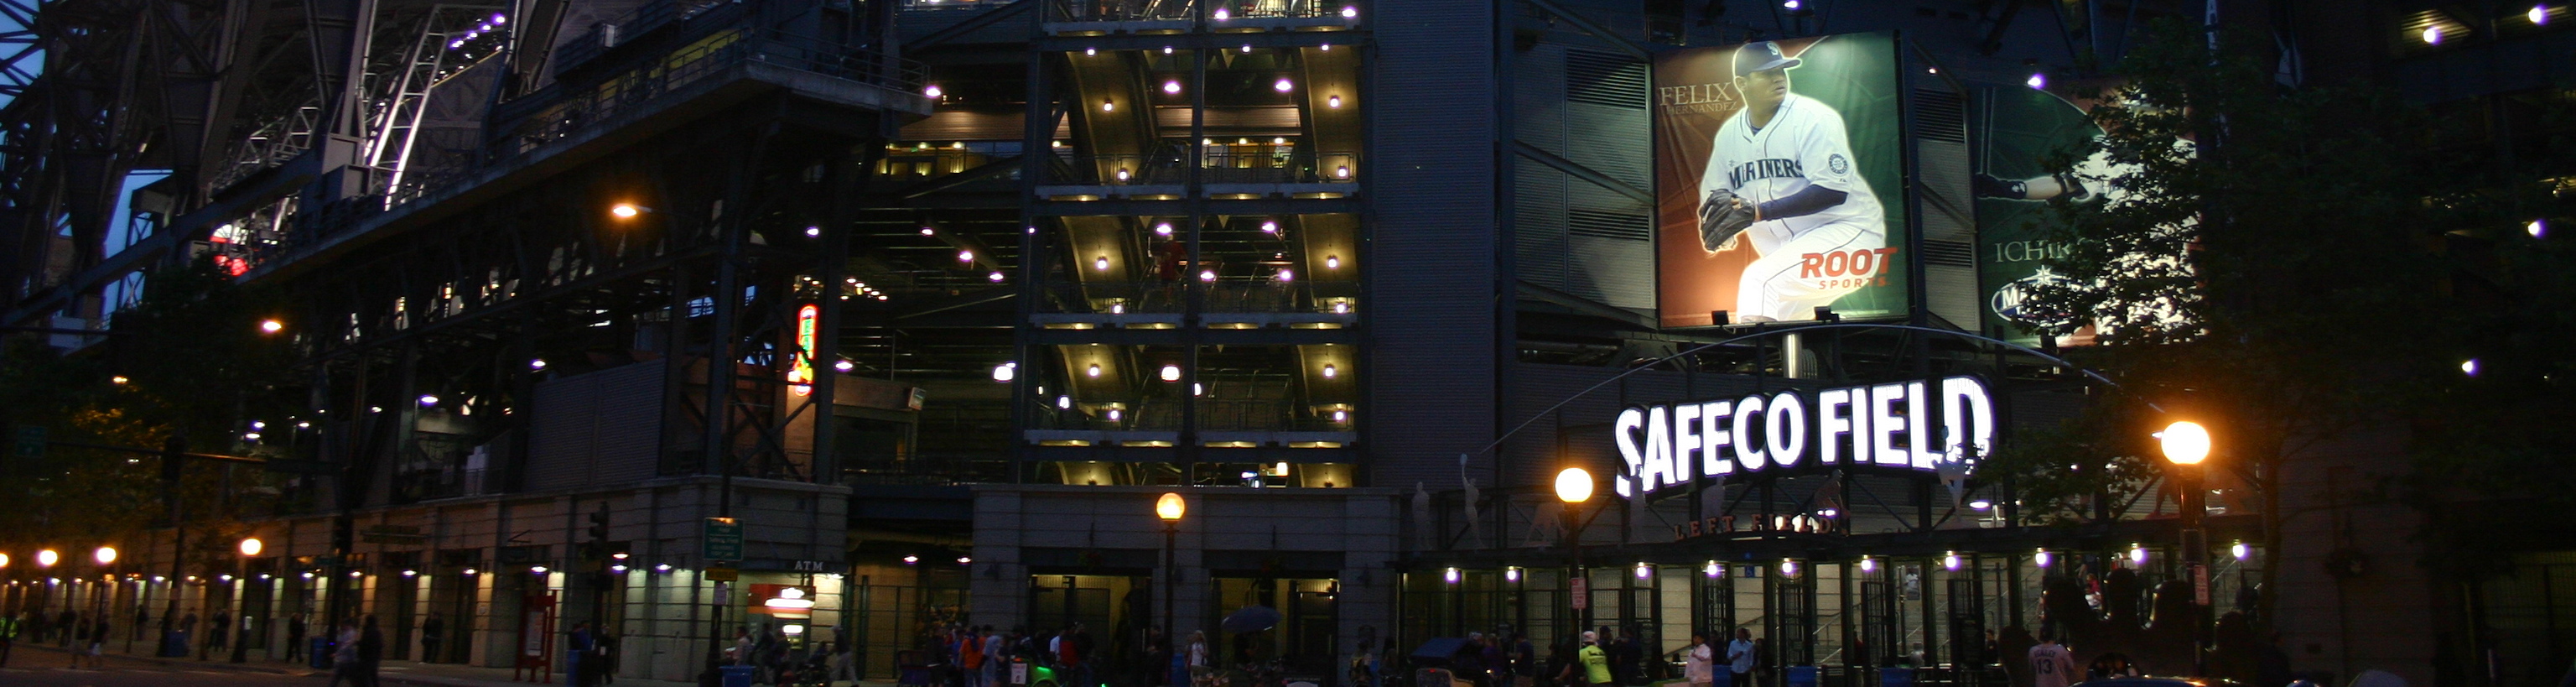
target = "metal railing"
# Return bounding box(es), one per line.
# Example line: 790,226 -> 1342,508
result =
901,0 -> 1022,10
1038,280 -> 1359,314
1043,0 -> 1357,22
250,26 -> 922,271
492,30 -> 925,159
1030,398 -> 1344,431
1039,150 -> 1358,185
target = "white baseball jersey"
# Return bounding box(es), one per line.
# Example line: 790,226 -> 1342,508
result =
1697,93 -> 1885,255
2028,643 -> 2076,687
1696,93 -> 1889,320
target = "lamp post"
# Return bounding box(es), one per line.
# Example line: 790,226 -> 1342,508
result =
92,547 -> 117,628
1156,492 -> 1186,676
2158,420 -> 2210,675
1554,468 -> 1595,641
233,539 -> 261,663
36,549 -> 58,618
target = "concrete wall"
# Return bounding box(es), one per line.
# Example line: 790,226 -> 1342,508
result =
2271,426 -> 2440,685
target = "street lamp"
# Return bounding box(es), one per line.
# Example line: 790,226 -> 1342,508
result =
1555,468 -> 1596,640
2158,420 -> 2210,675
36,549 -> 59,568
1156,492 -> 1186,668
232,538 -> 260,663
94,546 -> 117,565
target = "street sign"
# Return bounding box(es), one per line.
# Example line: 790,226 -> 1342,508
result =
1571,575 -> 1589,610
704,517 -> 744,562
2191,563 -> 2210,606
13,425 -> 44,459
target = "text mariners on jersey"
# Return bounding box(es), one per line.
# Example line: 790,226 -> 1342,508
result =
1726,159 -> 1805,189
1611,375 -> 1997,498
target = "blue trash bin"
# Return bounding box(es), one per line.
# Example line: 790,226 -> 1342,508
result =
1880,667 -> 1915,687
721,664 -> 758,687
310,638 -> 335,669
1789,666 -> 1820,687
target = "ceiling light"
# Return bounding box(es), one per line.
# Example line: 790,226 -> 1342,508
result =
1321,363 -> 1337,379
1161,364 -> 1182,382
1213,7 -> 1228,18
1325,255 -> 1340,269
2422,26 -> 2442,44
1328,96 -> 1343,108
1199,270 -> 1217,282
834,360 -> 854,372
1087,364 -> 1103,377
995,362 -> 1018,382
958,249 -> 975,263
1095,257 -> 1110,271
1164,81 -> 1182,94
1156,222 -> 1174,236
925,85 -> 943,97
1274,78 -> 1294,92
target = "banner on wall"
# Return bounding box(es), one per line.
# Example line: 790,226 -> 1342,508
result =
1967,86 -> 2195,347
1969,86 -> 2101,347
1653,33 -> 1909,328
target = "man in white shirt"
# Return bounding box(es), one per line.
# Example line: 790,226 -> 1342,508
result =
1725,629 -> 1757,687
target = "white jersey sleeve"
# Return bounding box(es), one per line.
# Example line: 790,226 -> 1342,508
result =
1794,104 -> 1862,195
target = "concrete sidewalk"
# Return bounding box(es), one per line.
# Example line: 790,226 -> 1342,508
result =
9,638 -> 892,687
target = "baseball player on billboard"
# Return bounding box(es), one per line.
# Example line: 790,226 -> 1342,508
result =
1696,41 -> 1889,323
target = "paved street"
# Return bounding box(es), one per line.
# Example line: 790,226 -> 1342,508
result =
0,643 -> 740,687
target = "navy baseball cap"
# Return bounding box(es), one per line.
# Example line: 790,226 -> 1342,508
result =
1732,41 -> 1801,76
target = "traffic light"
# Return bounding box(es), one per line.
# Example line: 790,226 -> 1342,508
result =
159,435 -> 186,486
583,507 -> 610,561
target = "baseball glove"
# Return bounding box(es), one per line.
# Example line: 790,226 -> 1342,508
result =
1699,189 -> 1758,252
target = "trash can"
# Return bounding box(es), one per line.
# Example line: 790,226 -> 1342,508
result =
721,664 -> 758,687
311,638 -> 335,669
1879,667 -> 1915,687
1788,666 -> 1820,687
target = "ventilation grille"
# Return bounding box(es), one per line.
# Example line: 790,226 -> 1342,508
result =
1567,210 -> 1651,241
1922,239 -> 1976,267
1911,89 -> 1966,143
1566,49 -> 1648,109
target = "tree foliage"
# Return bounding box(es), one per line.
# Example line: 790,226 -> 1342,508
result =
1974,18 -> 2576,599
0,258 -> 303,567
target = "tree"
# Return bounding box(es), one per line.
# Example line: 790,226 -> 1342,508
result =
0,258 -> 304,561
1973,18 -> 2576,623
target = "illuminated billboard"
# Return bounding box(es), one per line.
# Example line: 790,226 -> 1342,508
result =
1970,86 -> 2099,346
1653,33 -> 1909,327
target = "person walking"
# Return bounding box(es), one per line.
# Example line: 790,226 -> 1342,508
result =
325,619 -> 363,687
569,622 -> 596,687
419,612 -> 444,664
984,627 -> 1006,687
359,615 -> 386,687
83,615 -> 111,669
286,613 -> 308,663
0,612 -> 20,668
210,609 -> 231,651
1684,632 -> 1714,687
1725,630 -> 1756,687
1578,632 -> 1612,687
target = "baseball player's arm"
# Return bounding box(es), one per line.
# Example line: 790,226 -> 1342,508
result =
1751,185 -> 1849,221
1973,172 -> 2079,200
